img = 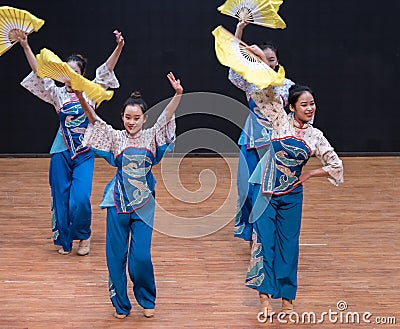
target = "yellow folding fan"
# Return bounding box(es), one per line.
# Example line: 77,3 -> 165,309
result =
212,25 -> 284,88
217,0 -> 286,29
0,6 -> 45,56
36,48 -> 114,105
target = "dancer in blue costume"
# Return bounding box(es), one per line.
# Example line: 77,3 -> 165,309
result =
80,72 -> 183,319
228,21 -> 294,242
245,80 -> 343,317
17,29 -> 125,255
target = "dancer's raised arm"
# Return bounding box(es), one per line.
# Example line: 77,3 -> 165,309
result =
234,20 -> 249,40
16,30 -> 37,72
164,72 -> 183,122
105,30 -> 125,72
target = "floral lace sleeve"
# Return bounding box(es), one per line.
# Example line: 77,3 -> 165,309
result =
93,63 -> 120,89
251,86 -> 286,130
228,69 -> 259,99
314,130 -> 344,186
275,78 -> 295,106
20,71 -> 63,109
82,119 -> 122,154
152,110 -> 176,148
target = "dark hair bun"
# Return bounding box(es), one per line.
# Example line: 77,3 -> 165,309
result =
130,91 -> 142,99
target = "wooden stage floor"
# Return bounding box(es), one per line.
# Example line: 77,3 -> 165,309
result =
0,156 -> 399,328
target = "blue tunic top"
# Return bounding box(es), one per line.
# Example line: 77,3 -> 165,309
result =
83,111 -> 175,214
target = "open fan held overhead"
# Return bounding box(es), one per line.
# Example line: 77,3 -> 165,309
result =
0,6 -> 45,56
217,0 -> 286,29
212,25 -> 284,88
36,48 -> 114,105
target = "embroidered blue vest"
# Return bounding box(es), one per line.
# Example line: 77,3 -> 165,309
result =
113,147 -> 155,214
58,99 -> 91,159
271,137 -> 311,194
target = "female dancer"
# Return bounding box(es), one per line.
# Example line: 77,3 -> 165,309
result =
246,82 -> 343,316
17,29 -> 124,255
228,21 -> 294,242
80,73 -> 183,319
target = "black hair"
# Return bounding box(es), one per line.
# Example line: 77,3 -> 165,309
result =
66,54 -> 87,76
121,91 -> 148,115
259,41 -> 280,71
288,84 -> 315,107
260,41 -> 279,60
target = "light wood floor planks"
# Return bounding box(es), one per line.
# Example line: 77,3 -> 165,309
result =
0,156 -> 399,328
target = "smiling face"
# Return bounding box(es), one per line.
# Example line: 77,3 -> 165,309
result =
289,91 -> 316,124
122,104 -> 147,136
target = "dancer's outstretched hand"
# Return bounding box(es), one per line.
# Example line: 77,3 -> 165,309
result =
167,72 -> 183,95
14,29 -> 28,48
113,30 -> 125,47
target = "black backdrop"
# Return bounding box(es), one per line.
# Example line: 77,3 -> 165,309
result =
1,0 -> 399,154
